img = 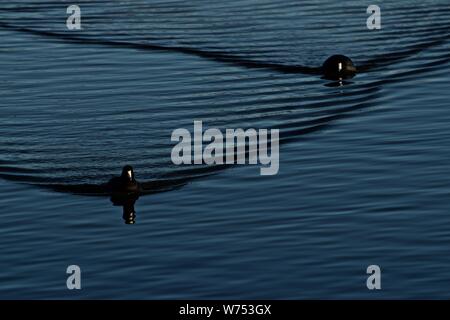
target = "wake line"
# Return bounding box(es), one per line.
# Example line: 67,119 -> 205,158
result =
0,21 -> 321,75
2,21 -> 450,79
1,19 -> 450,77
358,30 -> 450,72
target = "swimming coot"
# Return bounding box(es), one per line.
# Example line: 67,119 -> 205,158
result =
107,165 -> 141,195
322,55 -> 356,81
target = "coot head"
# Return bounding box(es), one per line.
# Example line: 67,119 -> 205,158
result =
322,55 -> 356,81
121,165 -> 135,182
108,165 -> 141,197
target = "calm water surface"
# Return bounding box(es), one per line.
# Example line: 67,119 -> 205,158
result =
0,0 -> 450,299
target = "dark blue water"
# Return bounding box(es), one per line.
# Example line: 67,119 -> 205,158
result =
1,0 -> 450,299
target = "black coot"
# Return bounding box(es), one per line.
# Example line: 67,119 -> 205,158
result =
322,55 -> 356,81
108,165 -> 142,196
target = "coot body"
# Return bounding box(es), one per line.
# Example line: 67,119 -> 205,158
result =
107,165 -> 142,196
322,55 -> 356,80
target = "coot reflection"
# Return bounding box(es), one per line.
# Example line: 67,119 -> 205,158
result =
108,166 -> 141,224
